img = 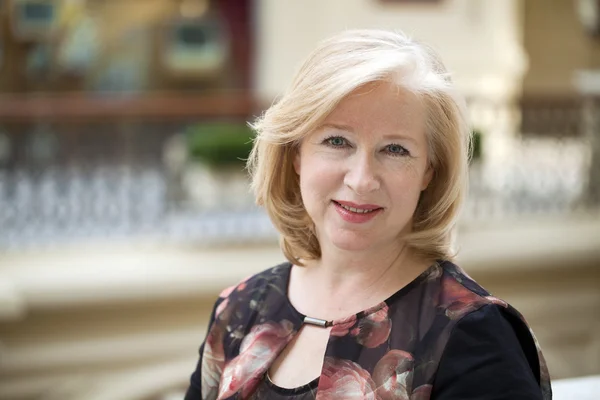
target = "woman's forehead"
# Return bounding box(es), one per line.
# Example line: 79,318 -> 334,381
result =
322,82 -> 425,138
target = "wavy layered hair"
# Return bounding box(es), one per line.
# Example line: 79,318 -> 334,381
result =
247,29 -> 471,264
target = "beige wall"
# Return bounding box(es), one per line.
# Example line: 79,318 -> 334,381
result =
523,0 -> 600,95
254,0 -> 527,101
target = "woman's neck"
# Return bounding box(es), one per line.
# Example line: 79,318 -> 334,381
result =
289,242 -> 431,321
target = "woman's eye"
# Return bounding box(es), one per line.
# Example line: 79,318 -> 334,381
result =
325,136 -> 348,147
386,144 -> 409,156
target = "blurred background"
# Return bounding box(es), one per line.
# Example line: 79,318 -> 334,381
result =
0,0 -> 598,399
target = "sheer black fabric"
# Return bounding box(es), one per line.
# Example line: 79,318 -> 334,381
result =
184,261 -> 551,399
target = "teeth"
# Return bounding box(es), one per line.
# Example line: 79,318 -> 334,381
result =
339,203 -> 376,214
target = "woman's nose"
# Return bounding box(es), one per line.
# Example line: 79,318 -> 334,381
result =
343,154 -> 381,195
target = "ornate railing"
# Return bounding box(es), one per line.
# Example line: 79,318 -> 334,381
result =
0,93 -> 597,251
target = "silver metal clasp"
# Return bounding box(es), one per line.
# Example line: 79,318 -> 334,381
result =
303,316 -> 329,327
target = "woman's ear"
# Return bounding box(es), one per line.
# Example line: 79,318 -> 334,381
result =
421,165 -> 434,191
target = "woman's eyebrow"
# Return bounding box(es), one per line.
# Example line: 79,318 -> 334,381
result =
382,133 -> 418,144
319,123 -> 418,144
318,122 -> 355,132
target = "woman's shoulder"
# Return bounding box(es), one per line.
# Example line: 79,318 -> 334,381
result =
217,261 -> 292,301
430,260 -> 552,398
211,261 -> 296,329
430,301 -> 552,399
436,260 -> 513,320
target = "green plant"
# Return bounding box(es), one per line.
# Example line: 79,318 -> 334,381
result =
186,122 -> 254,168
470,129 -> 483,163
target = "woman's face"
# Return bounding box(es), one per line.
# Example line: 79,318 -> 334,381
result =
294,82 -> 433,253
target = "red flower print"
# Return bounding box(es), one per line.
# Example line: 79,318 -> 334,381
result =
215,298 -> 229,319
201,324 -> 226,399
355,305 -> 392,348
219,284 -> 236,299
317,357 -> 378,400
373,350 -> 414,400
484,296 -> 508,308
445,303 -> 480,320
331,314 -> 357,337
441,277 -> 511,320
218,320 -> 295,399
410,384 -> 432,400
440,275 -> 482,320
219,275 -> 251,298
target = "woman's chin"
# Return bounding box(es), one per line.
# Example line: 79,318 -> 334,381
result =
326,230 -> 376,252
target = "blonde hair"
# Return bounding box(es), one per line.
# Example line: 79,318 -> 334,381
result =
247,29 -> 471,264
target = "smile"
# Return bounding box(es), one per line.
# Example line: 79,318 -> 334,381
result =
336,202 -> 378,214
332,200 -> 383,223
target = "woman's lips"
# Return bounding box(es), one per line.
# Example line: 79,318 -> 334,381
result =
334,200 -> 382,211
332,200 -> 383,223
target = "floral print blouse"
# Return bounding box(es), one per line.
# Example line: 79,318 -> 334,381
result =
185,260 -> 552,399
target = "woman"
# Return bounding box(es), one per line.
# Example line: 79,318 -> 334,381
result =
185,29 -> 552,399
